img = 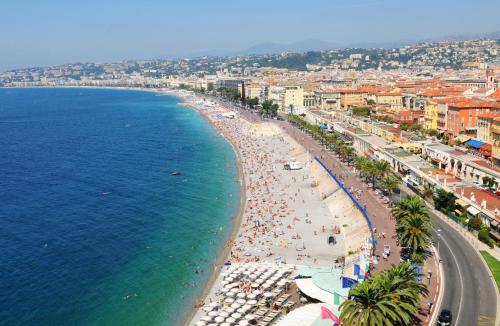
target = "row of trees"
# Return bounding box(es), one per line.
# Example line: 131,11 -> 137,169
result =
288,114 -> 356,163
340,262 -> 429,325
392,195 -> 433,264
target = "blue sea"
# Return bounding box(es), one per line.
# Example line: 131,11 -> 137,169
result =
0,88 -> 240,325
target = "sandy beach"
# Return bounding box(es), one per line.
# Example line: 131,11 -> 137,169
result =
167,90 -> 374,326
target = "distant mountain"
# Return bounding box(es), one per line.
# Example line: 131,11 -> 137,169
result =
168,31 -> 500,60
241,39 -> 338,55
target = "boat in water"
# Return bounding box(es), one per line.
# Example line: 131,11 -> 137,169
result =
171,170 -> 181,176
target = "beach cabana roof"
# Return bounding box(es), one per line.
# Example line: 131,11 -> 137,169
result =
295,278 -> 335,304
275,303 -> 340,326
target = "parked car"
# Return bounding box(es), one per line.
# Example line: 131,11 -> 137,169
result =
437,309 -> 452,326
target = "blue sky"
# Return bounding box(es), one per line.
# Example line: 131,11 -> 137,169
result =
1,0 -> 499,70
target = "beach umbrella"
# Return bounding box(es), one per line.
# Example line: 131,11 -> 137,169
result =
252,290 -> 262,296
220,323 -> 231,326
263,292 -> 273,298
208,311 -> 218,317
209,302 -> 219,308
226,277 -> 234,283
195,321 -> 207,326
244,314 -> 256,320
226,317 -> 236,324
249,274 -> 258,280
236,292 -> 246,299
220,311 -> 229,318
215,316 -> 225,323
226,291 -> 236,298
247,300 -> 258,305
225,307 -> 235,313
232,312 -> 242,319
230,303 -> 241,309
224,298 -> 235,304
202,306 -> 213,313
201,316 -> 213,322
238,320 -> 249,326
246,293 -> 256,300
236,298 -> 246,305
237,307 -> 246,313
251,283 -> 259,288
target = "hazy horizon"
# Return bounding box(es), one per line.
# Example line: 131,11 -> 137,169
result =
1,0 -> 500,71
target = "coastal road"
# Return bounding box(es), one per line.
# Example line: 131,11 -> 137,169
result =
217,101 -> 499,325
433,214 -> 498,326
398,185 -> 498,326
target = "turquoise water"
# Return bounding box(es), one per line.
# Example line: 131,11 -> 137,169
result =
0,88 -> 240,325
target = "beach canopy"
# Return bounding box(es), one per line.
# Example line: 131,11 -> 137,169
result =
465,139 -> 485,149
195,321 -> 206,326
215,316 -> 225,323
201,316 -> 212,322
238,320 -> 249,326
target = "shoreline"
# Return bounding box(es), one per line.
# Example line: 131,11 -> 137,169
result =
176,99 -> 248,326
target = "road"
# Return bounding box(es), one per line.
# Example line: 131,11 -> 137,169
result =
434,215 -> 498,326
396,183 -> 498,326
217,100 -> 499,325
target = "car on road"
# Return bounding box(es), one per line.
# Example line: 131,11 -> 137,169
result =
437,309 -> 452,325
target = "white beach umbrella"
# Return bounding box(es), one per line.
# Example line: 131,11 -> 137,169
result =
247,299 -> 258,305
263,292 -> 273,298
244,314 -> 256,320
209,302 -> 219,308
251,283 -> 259,288
230,303 -> 241,309
215,316 -> 225,323
232,312 -> 242,319
208,311 -> 218,317
236,292 -> 246,299
226,317 -> 236,324
246,293 -> 256,300
252,290 -> 262,296
202,306 -> 213,313
195,321 -> 207,326
201,316 -> 213,322
220,323 -> 231,326
238,320 -> 249,326
225,307 -> 235,314
224,298 -> 235,304
219,311 -> 229,318
236,298 -> 246,305
226,291 -> 236,298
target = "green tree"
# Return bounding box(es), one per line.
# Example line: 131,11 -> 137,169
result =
397,214 -> 433,252
340,262 -> 428,326
382,175 -> 401,193
482,176 -> 498,191
433,188 -> 456,214
391,195 -> 429,223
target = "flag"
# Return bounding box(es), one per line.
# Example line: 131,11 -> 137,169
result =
333,292 -> 340,305
321,306 -> 341,324
354,264 -> 360,276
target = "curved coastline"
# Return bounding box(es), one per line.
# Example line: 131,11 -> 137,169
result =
175,99 -> 247,326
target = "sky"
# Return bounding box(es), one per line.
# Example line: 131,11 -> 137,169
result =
1,0 -> 499,71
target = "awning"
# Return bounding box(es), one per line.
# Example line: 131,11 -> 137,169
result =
455,199 -> 469,208
454,134 -> 472,143
296,278 -> 335,304
466,206 -> 481,216
465,139 -> 486,149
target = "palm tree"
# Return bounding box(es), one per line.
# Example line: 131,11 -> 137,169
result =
422,185 -> 434,201
354,156 -> 370,178
391,195 -> 429,223
340,262 -> 428,326
382,175 -> 401,194
340,279 -> 402,326
397,214 -> 433,252
369,160 -> 391,190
